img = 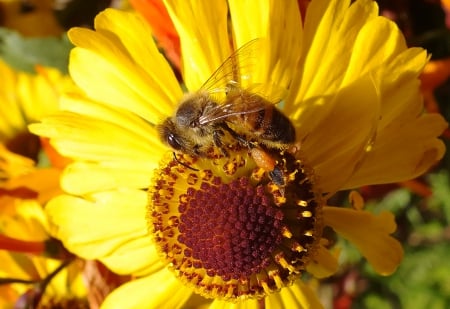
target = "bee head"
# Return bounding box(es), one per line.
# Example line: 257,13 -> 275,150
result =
158,118 -> 192,153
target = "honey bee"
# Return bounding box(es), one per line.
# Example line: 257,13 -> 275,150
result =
157,39 -> 296,181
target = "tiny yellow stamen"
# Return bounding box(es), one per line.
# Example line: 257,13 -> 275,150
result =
301,210 -> 313,218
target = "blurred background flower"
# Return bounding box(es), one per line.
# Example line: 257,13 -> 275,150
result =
0,46 -> 89,308
0,172 -> 88,309
0,2 -> 131,307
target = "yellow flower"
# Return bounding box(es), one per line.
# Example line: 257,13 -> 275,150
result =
0,51 -> 87,307
0,170 -> 88,309
0,59 -> 70,141
0,59 -> 72,179
30,0 -> 447,308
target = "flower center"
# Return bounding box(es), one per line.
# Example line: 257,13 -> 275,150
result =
149,150 -> 323,300
178,177 -> 284,280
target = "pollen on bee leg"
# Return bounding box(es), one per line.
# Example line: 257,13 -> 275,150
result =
250,148 -> 289,188
250,147 -> 276,171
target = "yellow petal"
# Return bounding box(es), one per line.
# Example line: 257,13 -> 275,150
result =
0,60 -> 27,140
164,0 -> 231,91
266,280 -> 323,309
16,66 -> 68,123
100,239 -> 165,276
0,145 -> 35,179
0,250 -> 32,281
94,8 -> 179,101
59,93 -> 165,154
298,75 -> 380,194
2,168 -> 62,204
68,47 -> 173,124
324,206 -> 404,275
0,199 -> 49,241
101,268 -> 193,309
289,0 -> 378,104
376,49 -> 427,128
43,95 -> 163,195
306,245 -> 339,279
342,17 -> 407,85
2,62 -> 67,177
29,110 -> 166,164
228,0 -> 302,90
227,1 -> 270,88
68,9 -> 182,123
45,190 -> 159,275
228,0 -> 268,42
343,114 -> 447,189
61,161 -> 156,195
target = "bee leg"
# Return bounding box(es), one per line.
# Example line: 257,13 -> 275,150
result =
213,129 -> 229,157
219,123 -> 253,149
269,167 -> 285,187
250,147 -> 285,186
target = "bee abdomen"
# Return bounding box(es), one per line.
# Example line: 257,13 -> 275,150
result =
250,107 -> 296,144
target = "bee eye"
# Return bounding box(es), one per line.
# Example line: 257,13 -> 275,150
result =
167,134 -> 183,150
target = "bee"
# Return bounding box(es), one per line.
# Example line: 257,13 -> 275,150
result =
157,39 -> 296,182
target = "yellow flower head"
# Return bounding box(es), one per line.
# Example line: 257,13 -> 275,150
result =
30,0 -> 447,308
0,59 -> 72,179
0,170 -> 87,308
0,52 -> 86,307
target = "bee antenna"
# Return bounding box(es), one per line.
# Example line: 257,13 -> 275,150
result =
172,152 -> 199,171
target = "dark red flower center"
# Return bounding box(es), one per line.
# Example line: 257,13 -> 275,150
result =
178,177 -> 284,281
149,150 -> 323,300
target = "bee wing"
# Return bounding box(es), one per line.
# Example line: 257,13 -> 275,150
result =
198,38 -> 288,125
198,94 -> 268,125
200,38 -> 263,93
244,83 -> 288,104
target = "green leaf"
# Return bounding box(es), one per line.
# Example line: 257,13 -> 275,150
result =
428,170 -> 450,224
354,242 -> 450,308
361,293 -> 394,309
365,188 -> 413,215
0,28 -> 72,74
